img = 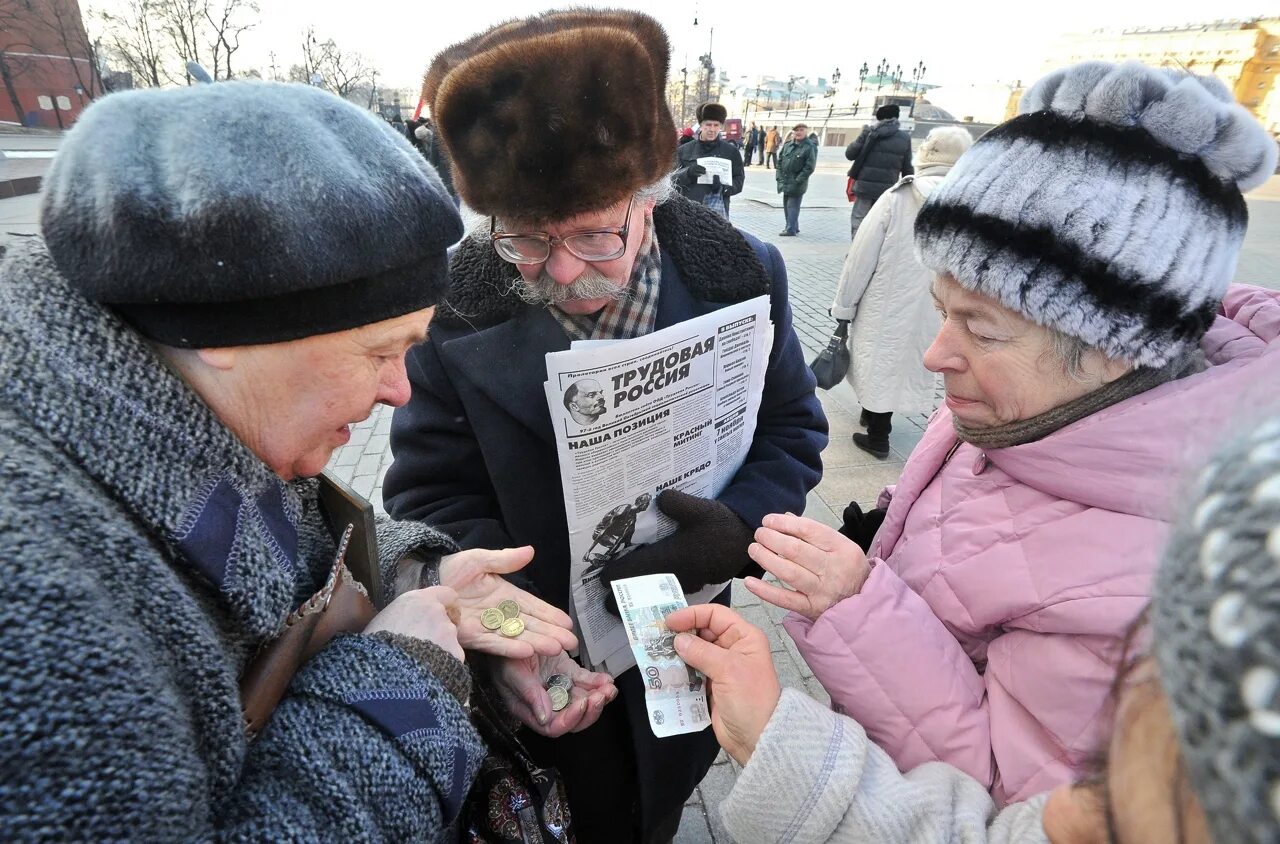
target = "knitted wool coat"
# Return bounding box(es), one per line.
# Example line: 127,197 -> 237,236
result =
0,241 -> 484,841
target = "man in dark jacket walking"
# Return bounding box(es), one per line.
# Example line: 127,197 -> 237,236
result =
743,122 -> 760,166
385,11 -> 827,844
674,102 -> 745,218
845,104 -> 914,238
775,122 -> 818,236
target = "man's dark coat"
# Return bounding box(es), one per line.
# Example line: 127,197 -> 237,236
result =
383,196 -> 827,836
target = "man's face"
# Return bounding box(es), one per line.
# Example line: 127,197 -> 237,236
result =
509,197 -> 654,316
571,379 -> 606,417
203,308 -> 433,479
699,120 -> 721,141
793,127 -> 808,141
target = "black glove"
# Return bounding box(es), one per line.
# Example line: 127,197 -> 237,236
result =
711,174 -> 722,190
838,501 -> 886,553
599,490 -> 754,600
684,163 -> 707,182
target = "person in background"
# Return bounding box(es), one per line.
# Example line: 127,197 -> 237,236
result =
674,101 -> 746,219
671,414 -> 1280,842
764,124 -> 780,168
845,103 -> 914,239
743,121 -> 759,166
749,60 -> 1280,806
776,122 -> 817,236
0,80 -> 516,839
831,126 -> 973,459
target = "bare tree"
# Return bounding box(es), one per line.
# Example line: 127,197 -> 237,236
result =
202,0 -> 255,80
156,0 -> 205,84
291,27 -> 373,103
93,0 -> 169,88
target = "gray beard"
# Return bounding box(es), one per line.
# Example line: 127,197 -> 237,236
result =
511,270 -> 631,306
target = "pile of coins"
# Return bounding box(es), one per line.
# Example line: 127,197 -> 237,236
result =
480,599 -> 525,638
543,673 -> 572,712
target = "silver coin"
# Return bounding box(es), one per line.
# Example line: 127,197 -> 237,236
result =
545,674 -> 573,691
548,685 -> 570,712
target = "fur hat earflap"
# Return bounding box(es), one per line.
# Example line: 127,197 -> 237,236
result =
424,9 -> 677,224
697,102 -> 727,124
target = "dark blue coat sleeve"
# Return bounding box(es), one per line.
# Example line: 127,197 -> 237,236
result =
383,334 -> 515,553
717,241 -> 827,528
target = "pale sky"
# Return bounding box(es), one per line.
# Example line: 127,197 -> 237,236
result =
220,1 -> 1275,95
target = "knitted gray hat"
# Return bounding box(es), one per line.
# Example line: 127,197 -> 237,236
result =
40,81 -> 461,348
1154,417 -> 1280,843
915,61 -> 1277,369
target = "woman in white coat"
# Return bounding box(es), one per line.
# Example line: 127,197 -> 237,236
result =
831,126 -> 973,457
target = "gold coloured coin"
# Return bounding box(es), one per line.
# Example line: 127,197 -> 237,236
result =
549,686 -> 570,712
498,599 -> 521,619
500,617 -> 526,638
480,608 -> 505,630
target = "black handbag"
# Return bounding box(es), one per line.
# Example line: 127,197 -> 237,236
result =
809,321 -> 850,390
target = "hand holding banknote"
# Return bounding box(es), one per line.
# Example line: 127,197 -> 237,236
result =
492,651 -> 616,737
609,573 -> 713,737
666,604 -> 781,765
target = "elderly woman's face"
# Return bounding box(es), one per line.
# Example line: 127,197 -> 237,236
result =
195,307 -> 434,480
923,275 -> 1121,428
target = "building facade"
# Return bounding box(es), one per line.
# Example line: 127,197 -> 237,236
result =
1039,18 -> 1280,134
0,0 -> 98,128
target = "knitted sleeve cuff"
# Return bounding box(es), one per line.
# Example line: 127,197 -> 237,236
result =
368,631 -> 471,705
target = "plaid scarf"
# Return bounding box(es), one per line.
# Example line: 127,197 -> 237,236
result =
551,219 -> 662,342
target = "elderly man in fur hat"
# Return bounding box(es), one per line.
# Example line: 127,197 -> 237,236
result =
673,101 -> 746,218
383,10 -> 827,842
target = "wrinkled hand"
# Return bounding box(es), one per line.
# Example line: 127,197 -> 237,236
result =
492,651 -> 617,737
667,604 -> 780,766
440,546 -> 577,659
364,586 -> 464,661
599,490 -> 753,596
744,513 -> 871,620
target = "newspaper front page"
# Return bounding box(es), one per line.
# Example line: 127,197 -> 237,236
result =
542,296 -> 774,674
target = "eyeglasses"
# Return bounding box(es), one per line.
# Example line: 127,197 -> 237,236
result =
490,198 -> 635,265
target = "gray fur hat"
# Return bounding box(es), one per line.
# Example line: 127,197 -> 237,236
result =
1154,417 -> 1280,843
915,61 -> 1277,369
40,81 -> 461,348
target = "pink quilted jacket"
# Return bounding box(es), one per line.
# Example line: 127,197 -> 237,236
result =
785,285 -> 1280,805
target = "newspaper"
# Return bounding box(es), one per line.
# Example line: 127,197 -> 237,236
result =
610,573 -> 711,737
543,296 -> 773,674
696,156 -> 733,185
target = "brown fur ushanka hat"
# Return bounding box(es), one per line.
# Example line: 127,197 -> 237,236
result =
423,9 -> 677,224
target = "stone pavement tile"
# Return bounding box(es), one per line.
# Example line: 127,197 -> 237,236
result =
804,677 -> 832,708
366,433 -> 390,458
675,807 -> 714,844
888,425 -> 925,461
815,461 -> 906,511
348,423 -> 372,448
698,762 -> 738,843
350,473 -> 376,498
332,446 -> 361,469
821,430 -> 902,470
804,490 -> 840,529
735,603 -> 780,647
775,621 -> 815,681
730,578 -> 760,607
354,452 -> 382,478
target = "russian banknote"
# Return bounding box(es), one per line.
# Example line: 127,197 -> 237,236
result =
609,573 -> 711,738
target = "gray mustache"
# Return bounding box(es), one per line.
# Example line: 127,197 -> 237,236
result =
511,271 -> 631,305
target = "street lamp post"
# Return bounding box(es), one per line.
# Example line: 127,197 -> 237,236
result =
909,61 -> 927,116
855,61 -> 868,115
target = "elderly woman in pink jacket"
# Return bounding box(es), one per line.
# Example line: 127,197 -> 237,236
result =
745,60 -> 1280,806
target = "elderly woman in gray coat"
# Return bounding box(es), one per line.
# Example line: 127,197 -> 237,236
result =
0,81 -> 584,840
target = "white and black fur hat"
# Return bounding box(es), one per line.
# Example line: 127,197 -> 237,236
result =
915,61 -> 1277,368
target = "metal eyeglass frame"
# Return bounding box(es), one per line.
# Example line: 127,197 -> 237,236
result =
489,197 -> 635,265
